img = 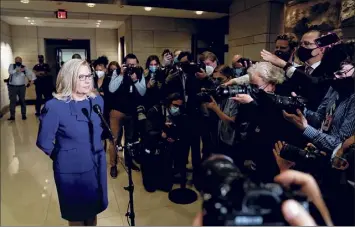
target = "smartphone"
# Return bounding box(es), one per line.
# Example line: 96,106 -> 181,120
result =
315,33 -> 340,47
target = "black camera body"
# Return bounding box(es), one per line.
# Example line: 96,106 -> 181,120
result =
270,95 -> 306,114
179,62 -> 206,75
124,66 -> 143,81
200,156 -> 309,226
163,123 -> 179,141
280,143 -> 327,164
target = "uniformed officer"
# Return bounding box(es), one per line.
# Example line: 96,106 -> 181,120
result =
33,55 -> 52,116
7,56 -> 35,121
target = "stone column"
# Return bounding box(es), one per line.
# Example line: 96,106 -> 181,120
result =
228,0 -> 286,63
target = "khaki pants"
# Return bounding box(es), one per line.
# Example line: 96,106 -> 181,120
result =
109,110 -> 135,167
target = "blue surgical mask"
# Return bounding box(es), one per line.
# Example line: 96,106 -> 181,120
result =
174,57 -> 179,64
169,106 -> 180,116
234,68 -> 244,77
149,66 -> 157,73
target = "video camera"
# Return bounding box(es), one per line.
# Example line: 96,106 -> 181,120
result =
199,155 -> 309,226
124,66 -> 143,81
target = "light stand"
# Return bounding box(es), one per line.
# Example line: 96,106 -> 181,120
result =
93,104 -> 137,226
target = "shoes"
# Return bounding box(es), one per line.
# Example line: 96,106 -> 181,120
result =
110,165 -> 118,179
7,117 -> 15,121
22,115 -> 27,120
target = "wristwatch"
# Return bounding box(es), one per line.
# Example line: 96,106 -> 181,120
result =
283,62 -> 292,71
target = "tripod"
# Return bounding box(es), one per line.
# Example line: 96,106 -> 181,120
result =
93,104 -> 137,226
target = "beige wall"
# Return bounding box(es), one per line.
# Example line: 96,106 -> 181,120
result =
228,0 -> 284,63
0,20 -> 13,111
131,16 -> 196,64
9,25 -> 118,100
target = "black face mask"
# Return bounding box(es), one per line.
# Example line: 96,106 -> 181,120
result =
15,62 -> 21,66
297,46 -> 318,62
275,50 -> 292,62
39,59 -> 44,63
332,77 -> 354,94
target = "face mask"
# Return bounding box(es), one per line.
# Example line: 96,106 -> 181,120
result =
96,70 -> 105,79
205,65 -> 214,76
213,78 -> 223,87
275,50 -> 292,62
332,77 -> 354,93
15,62 -> 21,66
169,106 -> 180,116
297,46 -> 318,62
234,68 -> 244,77
39,59 -> 44,63
174,57 -> 179,64
149,66 -> 157,73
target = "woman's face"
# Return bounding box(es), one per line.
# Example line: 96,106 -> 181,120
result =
110,65 -> 117,72
150,60 -> 159,67
95,64 -> 106,72
76,65 -> 93,95
204,58 -> 217,69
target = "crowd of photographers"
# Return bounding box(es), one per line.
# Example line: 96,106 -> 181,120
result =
90,29 -> 354,226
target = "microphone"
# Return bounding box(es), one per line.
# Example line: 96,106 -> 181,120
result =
93,104 -> 114,141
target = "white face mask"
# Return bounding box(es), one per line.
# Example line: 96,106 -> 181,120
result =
205,65 -> 214,76
96,70 -> 105,79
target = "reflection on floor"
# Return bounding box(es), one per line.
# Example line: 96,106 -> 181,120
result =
1,106 -> 201,226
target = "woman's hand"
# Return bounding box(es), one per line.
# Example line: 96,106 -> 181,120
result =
274,170 -> 333,226
230,94 -> 253,104
273,141 -> 295,172
206,96 -> 218,110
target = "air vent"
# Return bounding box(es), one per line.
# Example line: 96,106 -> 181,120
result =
44,20 -> 88,25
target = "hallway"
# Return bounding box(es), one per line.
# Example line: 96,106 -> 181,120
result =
0,106 -> 200,226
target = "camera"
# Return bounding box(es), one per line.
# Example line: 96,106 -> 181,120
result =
163,123 -> 179,141
269,94 -> 306,114
124,66 -> 143,80
178,62 -> 206,75
200,155 -> 309,226
280,143 -> 327,164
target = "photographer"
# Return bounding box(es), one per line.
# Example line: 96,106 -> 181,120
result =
204,65 -> 238,160
283,42 -> 355,154
230,62 -> 305,182
144,55 -> 165,110
142,93 -> 186,192
108,54 -> 146,178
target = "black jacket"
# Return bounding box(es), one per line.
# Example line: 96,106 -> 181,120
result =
276,64 -> 330,111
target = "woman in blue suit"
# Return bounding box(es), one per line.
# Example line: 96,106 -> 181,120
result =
37,59 -> 108,226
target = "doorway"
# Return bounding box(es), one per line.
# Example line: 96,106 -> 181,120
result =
120,36 -> 125,64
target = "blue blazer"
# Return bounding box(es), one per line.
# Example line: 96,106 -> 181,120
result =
36,96 -> 104,174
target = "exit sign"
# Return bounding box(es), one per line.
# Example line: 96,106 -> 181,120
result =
56,10 -> 67,19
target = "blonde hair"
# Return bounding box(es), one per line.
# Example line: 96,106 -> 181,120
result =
54,59 -> 96,101
247,62 -> 285,85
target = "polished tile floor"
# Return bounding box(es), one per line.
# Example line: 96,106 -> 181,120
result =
1,106 -> 201,226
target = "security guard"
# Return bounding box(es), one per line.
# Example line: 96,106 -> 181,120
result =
33,55 -> 52,116
7,56 -> 35,121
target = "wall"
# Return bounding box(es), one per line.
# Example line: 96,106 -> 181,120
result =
130,16 -> 197,64
228,0 -> 285,63
0,20 -> 13,113
10,25 -> 118,99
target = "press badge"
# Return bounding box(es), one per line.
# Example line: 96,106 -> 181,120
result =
321,114 -> 333,132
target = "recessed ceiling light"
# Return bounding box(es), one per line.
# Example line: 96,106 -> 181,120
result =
86,3 -> 96,7
24,17 -> 30,19
20,0 -> 30,3
96,25 -> 100,28
30,23 -> 35,25
97,20 -> 102,22
195,11 -> 203,15
28,20 -> 32,22
144,7 -> 152,11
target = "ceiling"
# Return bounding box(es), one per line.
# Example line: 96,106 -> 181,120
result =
0,16 -> 122,29
0,0 -> 227,19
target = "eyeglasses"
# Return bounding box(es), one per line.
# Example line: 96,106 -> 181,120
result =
334,65 -> 355,78
300,41 -> 317,48
78,74 -> 93,81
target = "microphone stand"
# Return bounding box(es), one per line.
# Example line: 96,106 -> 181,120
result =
95,107 -> 137,226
